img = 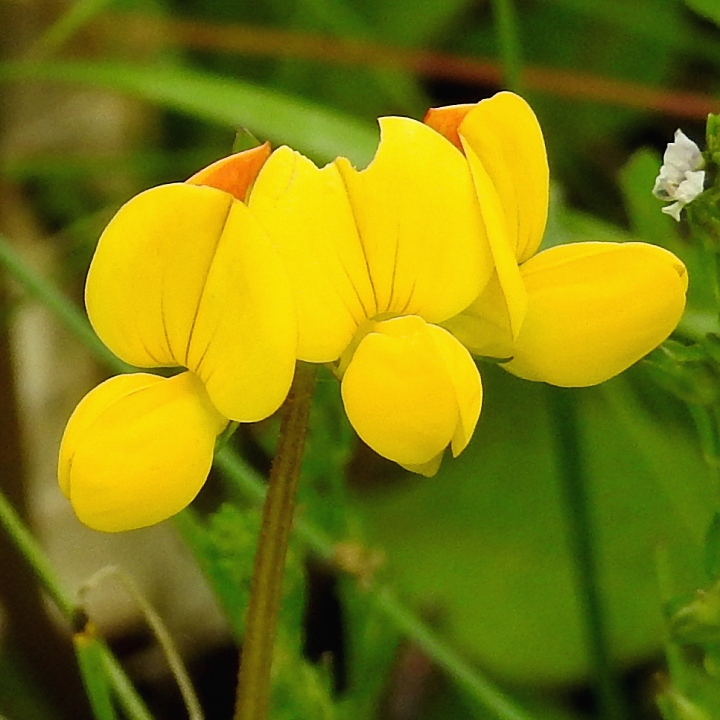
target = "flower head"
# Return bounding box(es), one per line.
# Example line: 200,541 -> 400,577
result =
652,129 -> 705,221
248,118 -> 494,475
59,145 -> 297,531
425,93 -> 688,388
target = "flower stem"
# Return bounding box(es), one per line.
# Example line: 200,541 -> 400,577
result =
550,387 -> 628,720
233,362 -> 316,720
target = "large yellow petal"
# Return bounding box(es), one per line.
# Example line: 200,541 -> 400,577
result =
184,199 -> 297,422
59,372 -> 227,532
459,92 -> 549,263
86,183 -> 297,421
335,116 -> 494,324
249,147 -> 374,362
505,242 -> 688,387
86,183 -> 234,368
341,316 -> 482,475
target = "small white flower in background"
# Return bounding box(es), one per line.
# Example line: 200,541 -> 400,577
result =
653,129 -> 706,222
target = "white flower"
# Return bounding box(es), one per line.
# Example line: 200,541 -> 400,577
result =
653,130 -> 705,221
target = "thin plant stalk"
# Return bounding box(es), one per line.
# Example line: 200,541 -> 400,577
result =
233,362 -> 316,720
0,489 -> 154,720
491,0 -> 523,93
550,387 -> 628,720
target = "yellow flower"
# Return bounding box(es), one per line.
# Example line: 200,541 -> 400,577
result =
59,145 -> 297,532
248,118 -> 494,476
426,92 -> 689,387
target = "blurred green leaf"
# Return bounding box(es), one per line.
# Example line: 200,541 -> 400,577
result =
0,61 -> 378,166
685,0 -> 720,27
355,366 -> 714,684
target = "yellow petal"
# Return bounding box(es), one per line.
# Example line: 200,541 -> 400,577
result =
454,141 -> 528,340
86,183 -> 234,368
59,372 -> 227,532
341,316 -> 482,473
442,273 -> 518,359
459,92 -> 549,263
249,147 -> 374,362
505,242 -> 688,387
335,116 -> 494,324
86,183 -> 296,421
184,197 -> 297,422
186,143 -> 271,202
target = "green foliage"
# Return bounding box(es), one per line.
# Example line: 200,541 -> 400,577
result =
356,365 -> 714,684
685,0 -> 720,27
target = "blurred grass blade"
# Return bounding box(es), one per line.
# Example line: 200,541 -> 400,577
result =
491,0 -> 523,92
33,0 -> 116,57
0,486 -> 154,720
0,61 -> 378,166
79,567 -> 203,720
74,624 -> 118,720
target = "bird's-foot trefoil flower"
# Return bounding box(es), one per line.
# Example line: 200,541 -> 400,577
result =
248,117 -> 494,476
59,145 -> 297,532
425,92 -> 689,388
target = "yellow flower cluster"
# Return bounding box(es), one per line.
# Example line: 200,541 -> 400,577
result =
59,93 -> 688,532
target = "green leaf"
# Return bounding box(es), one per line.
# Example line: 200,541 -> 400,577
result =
355,365 -> 715,685
0,61 -> 378,166
685,0 -> 720,27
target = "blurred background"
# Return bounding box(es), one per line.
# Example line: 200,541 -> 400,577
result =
1,0 -> 720,718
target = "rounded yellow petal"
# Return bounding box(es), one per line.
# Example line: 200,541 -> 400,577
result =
86,183 -> 297,421
59,372 -> 227,532
459,92 -> 549,263
335,116 -> 494,324
341,316 -> 482,473
249,147 -> 375,362
505,242 -> 688,387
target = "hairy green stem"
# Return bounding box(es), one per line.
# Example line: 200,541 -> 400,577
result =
233,362 -> 316,720
491,0 -> 524,93
551,388 -> 628,720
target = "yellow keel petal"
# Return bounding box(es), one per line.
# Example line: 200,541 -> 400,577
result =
341,316 -> 481,473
